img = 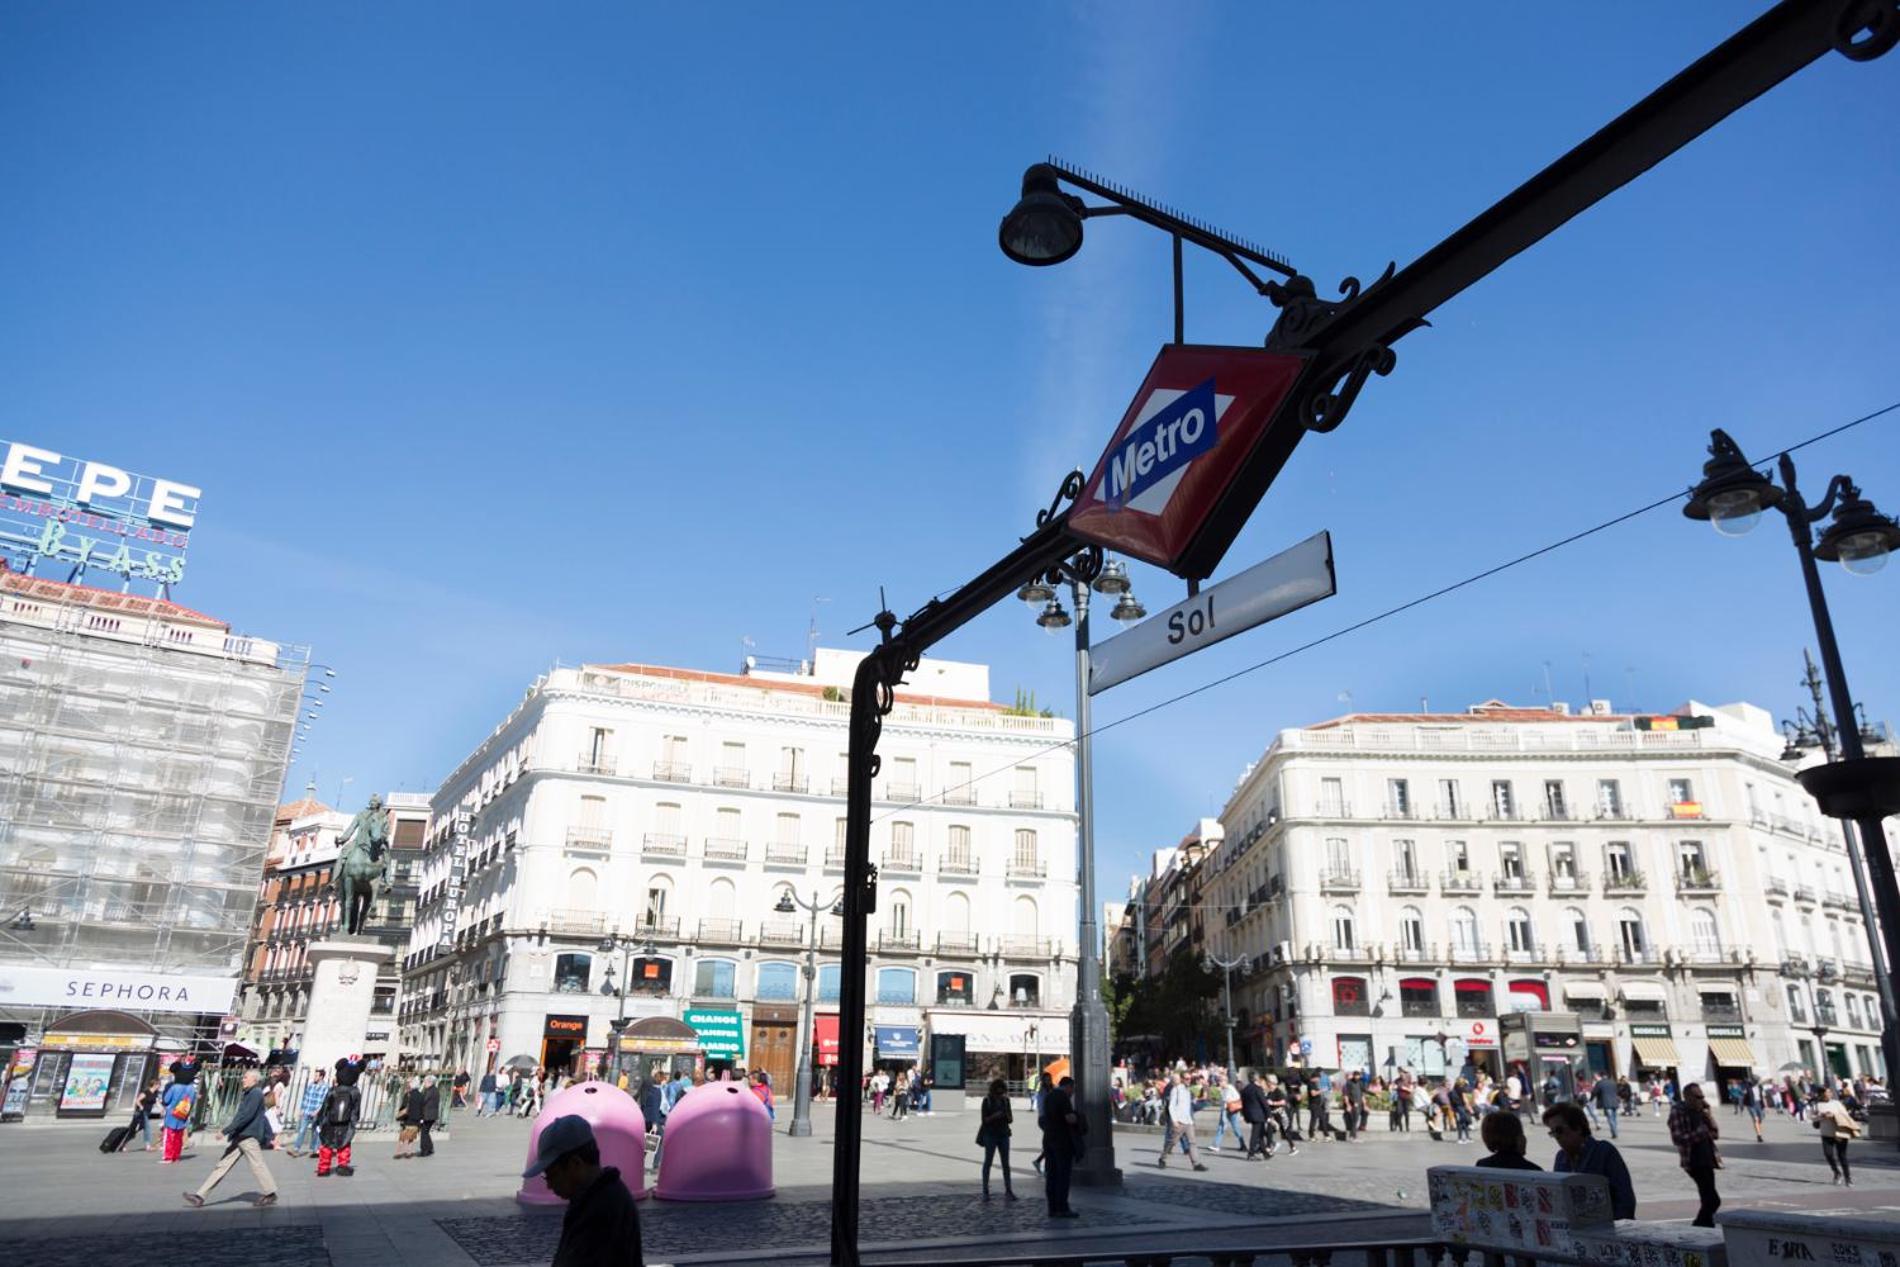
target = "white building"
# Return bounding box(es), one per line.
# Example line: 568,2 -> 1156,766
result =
400,649 -> 1079,1090
1202,698 -> 1891,1090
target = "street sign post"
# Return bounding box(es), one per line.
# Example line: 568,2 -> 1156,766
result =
1087,531 -> 1335,695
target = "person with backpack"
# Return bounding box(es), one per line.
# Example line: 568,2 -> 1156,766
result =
159,1058 -> 199,1164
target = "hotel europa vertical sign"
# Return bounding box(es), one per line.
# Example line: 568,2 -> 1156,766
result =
437,811 -> 473,952
0,439 -> 202,591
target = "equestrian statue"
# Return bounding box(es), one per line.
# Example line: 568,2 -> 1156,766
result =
332,793 -> 390,935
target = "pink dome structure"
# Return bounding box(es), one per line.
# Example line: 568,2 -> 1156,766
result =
516,1081 -> 649,1206
654,1079 -> 774,1202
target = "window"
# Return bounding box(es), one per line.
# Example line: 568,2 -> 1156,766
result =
1450,906 -> 1480,953
1772,910 -> 1789,958
1544,781 -> 1568,819
1499,843 -> 1524,879
756,962 -> 798,1002
1012,829 -> 1040,872
834,817 -> 848,850
577,794 -> 606,830
936,970 -> 973,1005
1677,841 -> 1708,879
1319,778 -> 1345,815
630,956 -> 672,994
721,740 -> 745,768
1009,973 -> 1040,1008
888,891 -> 911,938
1606,841 -> 1633,879
1668,778 -> 1694,807
1399,906 -> 1426,954
1448,840 -> 1470,874
566,867 -> 597,910
778,746 -> 804,787
662,734 -> 689,769
553,953 -> 592,994
1508,980 -> 1549,1012
1566,907 -> 1590,953
1331,905 -> 1357,952
1550,843 -> 1578,880
1332,977 -> 1369,1017
1492,781 -> 1515,818
1012,765 -> 1040,808
1325,838 -> 1352,874
1597,779 -> 1623,818
775,812 -> 801,845
943,890 -> 971,933
871,967 -> 914,1004
1454,979 -> 1493,1018
655,802 -> 683,837
891,821 -> 916,858
1399,977 -> 1438,1018
1439,779 -> 1462,818
1387,779 -> 1411,817
1618,908 -> 1647,957
586,728 -> 614,771
642,878 -> 671,928
1690,910 -> 1721,956
1394,839 -> 1419,880
1505,907 -> 1534,954
1846,993 -> 1864,1029
946,825 -> 972,867
1815,987 -> 1838,1025
818,964 -> 842,1004
694,959 -> 737,999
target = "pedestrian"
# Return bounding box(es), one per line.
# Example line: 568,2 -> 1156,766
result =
127,1077 -> 160,1153
1240,1071 -> 1271,1160
1428,1083 -> 1450,1142
1392,1070 -> 1413,1133
1812,1087 -> 1860,1187
1211,1073 -> 1244,1152
452,1069 -> 471,1111
1342,1071 -> 1366,1142
1544,1102 -> 1636,1219
420,1075 -> 441,1157
263,1067 -> 287,1147
522,1114 -> 644,1266
870,1069 -> 887,1116
159,1058 -> 198,1165
1742,1077 -> 1765,1142
1452,1078 -> 1474,1144
1265,1076 -> 1300,1156
397,1078 -> 423,1159
315,1056 -> 366,1178
1475,1109 -> 1542,1170
917,1067 -> 935,1116
1039,1074 -> 1082,1218
477,1069 -> 497,1117
976,1077 -> 1018,1201
287,1068 -> 328,1157
1591,1072 -> 1621,1140
891,1070 -> 910,1121
1618,1077 -> 1634,1118
1668,1082 -> 1723,1227
1307,1074 -> 1333,1140
748,1070 -> 774,1122
182,1069 -> 278,1208
1157,1071 -> 1208,1171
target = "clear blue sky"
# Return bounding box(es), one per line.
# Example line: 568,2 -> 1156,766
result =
5,3 -> 1897,894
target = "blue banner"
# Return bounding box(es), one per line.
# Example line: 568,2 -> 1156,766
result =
873,1025 -> 919,1059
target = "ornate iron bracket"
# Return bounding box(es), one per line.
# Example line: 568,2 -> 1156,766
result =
1835,0 -> 1900,60
1303,341 -> 1400,434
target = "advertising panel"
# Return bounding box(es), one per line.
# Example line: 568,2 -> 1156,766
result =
0,964 -> 237,1015
59,1053 -> 117,1114
684,1008 -> 745,1061
0,439 -> 200,590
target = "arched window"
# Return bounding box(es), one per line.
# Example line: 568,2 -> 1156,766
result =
642,874 -> 674,930
1690,909 -> 1721,955
1450,906 -> 1480,953
1013,895 -> 1038,935
706,876 -> 737,920
630,955 -> 672,994
1771,909 -> 1788,958
756,961 -> 798,1002
1617,908 -> 1647,958
876,967 -> 916,1005
566,867 -> 597,910
1565,906 -> 1590,954
936,969 -> 973,1005
1845,994 -> 1863,1028
1505,907 -> 1534,954
817,963 -> 842,1003
1331,905 -> 1356,952
1399,906 -> 1425,955
552,953 -> 592,994
1008,973 -> 1040,1008
1332,976 -> 1368,1016
888,888 -> 912,938
943,890 -> 971,933
694,958 -> 737,999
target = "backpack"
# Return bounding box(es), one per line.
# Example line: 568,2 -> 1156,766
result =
170,1095 -> 193,1122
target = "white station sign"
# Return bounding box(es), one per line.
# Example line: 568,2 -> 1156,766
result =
1087,531 -> 1335,695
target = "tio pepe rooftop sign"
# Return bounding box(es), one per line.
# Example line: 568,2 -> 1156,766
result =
0,439 -> 202,589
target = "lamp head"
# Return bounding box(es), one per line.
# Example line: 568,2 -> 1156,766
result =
1110,591 -> 1147,624
1091,558 -> 1131,596
999,164 -> 1085,267
774,893 -> 796,914
1813,480 -> 1900,575
1683,429 -> 1783,537
1035,597 -> 1071,630
596,935 -> 617,953
1016,576 -> 1055,606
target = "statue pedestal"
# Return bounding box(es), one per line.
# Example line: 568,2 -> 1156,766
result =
303,938 -> 393,1073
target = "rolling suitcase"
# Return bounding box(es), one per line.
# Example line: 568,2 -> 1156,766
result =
100,1124 -> 132,1153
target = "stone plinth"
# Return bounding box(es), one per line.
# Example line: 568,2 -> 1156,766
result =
302,938 -> 393,1073
1722,1210 -> 1900,1267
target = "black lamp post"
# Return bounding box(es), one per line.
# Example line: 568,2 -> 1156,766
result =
1206,953 -> 1245,1084
597,931 -> 659,1080
1684,429 -> 1900,1089
775,888 -> 842,1138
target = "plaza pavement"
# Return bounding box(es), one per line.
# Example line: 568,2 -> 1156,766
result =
0,1099 -> 1894,1266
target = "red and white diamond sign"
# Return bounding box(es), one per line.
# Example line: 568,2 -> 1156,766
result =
1068,344 -> 1309,575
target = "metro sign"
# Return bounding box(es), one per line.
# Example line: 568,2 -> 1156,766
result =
1067,344 -> 1310,576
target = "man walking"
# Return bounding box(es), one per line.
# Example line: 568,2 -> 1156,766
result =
1039,1074 -> 1082,1218
420,1075 -> 442,1157
1669,1082 -> 1724,1227
1592,1071 -> 1621,1140
1157,1072 -> 1208,1171
1342,1072 -> 1366,1142
1240,1072 -> 1271,1160
478,1069 -> 498,1117
1211,1073 -> 1244,1152
288,1068 -> 328,1156
183,1070 -> 278,1208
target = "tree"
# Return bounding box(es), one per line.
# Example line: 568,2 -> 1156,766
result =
1112,945 -> 1223,1062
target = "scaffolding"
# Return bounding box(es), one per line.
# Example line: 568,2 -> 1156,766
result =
0,571 -> 305,1045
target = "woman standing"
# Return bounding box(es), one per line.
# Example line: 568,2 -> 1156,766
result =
891,1070 -> 910,1120
1668,1083 -> 1723,1227
1813,1087 -> 1860,1186
1452,1078 -> 1474,1144
977,1078 -> 1018,1201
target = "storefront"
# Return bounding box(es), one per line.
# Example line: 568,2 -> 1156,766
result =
683,1007 -> 745,1075
1628,1022 -> 1683,1084
613,1016 -> 701,1087
540,1013 -> 587,1075
1704,1023 -> 1757,1083
8,1010 -> 164,1122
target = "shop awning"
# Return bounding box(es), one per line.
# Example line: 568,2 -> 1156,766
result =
812,1015 -> 840,1066
1630,1035 -> 1682,1068
1619,980 -> 1668,1003
1562,981 -> 1606,1000
1707,1036 -> 1756,1068
873,1025 -> 919,1059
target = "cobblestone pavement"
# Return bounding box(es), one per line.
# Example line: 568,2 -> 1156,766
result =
0,1226 -> 331,1267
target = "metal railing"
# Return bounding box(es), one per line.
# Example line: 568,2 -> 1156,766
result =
758,920 -> 804,946
937,932 -> 980,955
1603,871 -> 1646,893
704,837 -> 749,862
652,761 -> 691,783
879,930 -> 922,952
885,782 -> 921,802
998,934 -> 1051,957
882,849 -> 922,872
772,772 -> 809,794
1008,791 -> 1045,809
1493,872 -> 1535,894
1546,871 -> 1591,894
641,832 -> 687,856
565,826 -> 612,850
576,756 -> 617,776
1007,858 -> 1047,878
765,842 -> 807,865
1674,869 -> 1721,893
1387,869 -> 1430,893
697,918 -> 744,943
940,854 -> 979,875
942,789 -> 978,806
825,845 -> 848,867
1320,868 -> 1362,892
1440,870 -> 1482,894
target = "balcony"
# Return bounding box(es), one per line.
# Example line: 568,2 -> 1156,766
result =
576,756 -> 618,776
1815,1006 -> 1839,1029
1503,942 -> 1546,965
1675,869 -> 1721,895
1616,945 -> 1663,966
936,932 -> 981,956
878,930 -> 922,953
697,918 -> 744,945
1701,1002 -> 1744,1023
1447,941 -> 1493,965
1492,872 -> 1535,895
1316,801 -> 1351,818
1319,869 -> 1361,893
1394,943 -> 1438,965
999,935 -> 1052,958
1382,801 -> 1418,820
1780,954 -> 1811,977
565,827 -> 612,851
641,830 -> 687,858
1823,891 -> 1856,911
772,773 -> 810,794
1794,884 -> 1818,903
1335,995 -> 1372,1017
758,920 -> 805,947
764,842 -> 807,866
885,783 -> 922,803
825,845 -> 848,868
820,926 -> 846,951
1603,871 -> 1646,895
939,854 -> 979,876
1386,869 -> 1429,894
652,761 -> 692,783
1007,858 -> 1048,879
1542,805 -> 1575,822
704,837 -> 749,863
1328,944 -> 1373,963
633,916 -> 680,940
882,849 -> 922,874
543,908 -> 608,937
942,789 -> 978,807
1009,791 -> 1045,810
1764,876 -> 1790,897
1815,957 -> 1840,981
712,766 -> 750,790
1441,871 -> 1482,895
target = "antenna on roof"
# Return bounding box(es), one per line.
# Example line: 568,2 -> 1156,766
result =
807,597 -> 831,670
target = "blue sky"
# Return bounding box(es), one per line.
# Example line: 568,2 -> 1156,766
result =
4,3 -> 1897,893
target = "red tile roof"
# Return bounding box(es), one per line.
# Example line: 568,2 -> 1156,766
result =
0,563 -> 225,628
276,797 -> 331,822
1308,701 -> 1627,730
589,661 -> 1004,710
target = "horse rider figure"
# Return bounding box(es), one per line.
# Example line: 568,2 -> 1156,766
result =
332,793 -> 391,935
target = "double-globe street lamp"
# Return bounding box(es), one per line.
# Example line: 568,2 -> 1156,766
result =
598,930 -> 660,1081
1206,952 -> 1246,1084
1683,428 -> 1900,1090
1017,551 -> 1146,1185
775,887 -> 843,1138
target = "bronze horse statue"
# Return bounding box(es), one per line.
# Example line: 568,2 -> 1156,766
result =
332,794 -> 390,935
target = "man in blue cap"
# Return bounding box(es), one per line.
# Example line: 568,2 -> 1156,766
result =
523,1115 -> 643,1266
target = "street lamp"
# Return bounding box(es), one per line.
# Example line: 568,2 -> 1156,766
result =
597,931 -> 659,1079
1684,428 -> 1900,1090
775,888 -> 842,1138
1018,545 -> 1147,1186
1206,953 -> 1245,1083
